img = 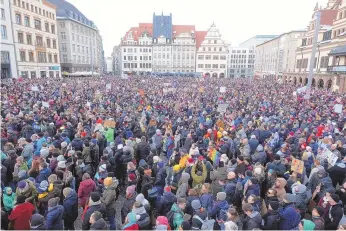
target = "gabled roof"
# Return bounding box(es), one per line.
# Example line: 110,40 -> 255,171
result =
123,23 -> 153,42
195,31 -> 208,49
320,9 -> 338,25
173,25 -> 195,37
47,0 -> 87,19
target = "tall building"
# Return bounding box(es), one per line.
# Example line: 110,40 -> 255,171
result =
196,23 -> 228,77
254,30 -> 306,79
47,0 -> 103,74
228,35 -> 277,78
105,56 -> 113,74
1,0 -> 18,78
153,13 -> 172,40
111,45 -> 121,75
152,34 -> 171,72
11,0 -> 60,78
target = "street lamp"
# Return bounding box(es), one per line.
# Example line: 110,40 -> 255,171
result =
316,42 -> 321,71
300,47 -> 304,72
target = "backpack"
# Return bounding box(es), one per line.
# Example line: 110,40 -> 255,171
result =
217,208 -> 228,222
193,215 -> 215,231
166,210 -> 179,229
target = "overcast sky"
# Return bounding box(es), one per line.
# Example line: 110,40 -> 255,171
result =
68,0 -> 328,56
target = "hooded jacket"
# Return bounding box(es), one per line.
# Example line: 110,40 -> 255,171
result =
46,205 -> 64,230
325,201 -> 343,230
252,145 -> 266,165
15,179 -> 38,202
176,173 -> 190,198
63,190 -> 78,224
78,178 -> 96,207
170,203 -> 184,230
208,200 -> 229,220
273,177 -> 287,201
243,211 -> 262,230
262,210 -> 280,230
267,160 -> 286,177
122,192 -> 137,221
132,205 -> 150,229
136,141 -> 151,160
8,202 -> 35,230
3,187 -> 15,212
210,166 -> 227,195
190,163 -> 207,188
101,179 -> 118,217
156,192 -> 177,216
36,168 -> 51,184
292,183 -> 311,212
278,203 -> 301,230
90,218 -> 108,230
82,202 -> 106,230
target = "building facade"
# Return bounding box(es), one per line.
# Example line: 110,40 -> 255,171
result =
228,35 -> 277,78
112,45 -> 121,75
255,30 -> 306,79
47,0 -> 102,74
11,0 -> 60,78
196,23 -> 228,77
105,56 -> 112,74
1,0 -> 18,78
152,35 -> 171,72
153,13 -> 172,40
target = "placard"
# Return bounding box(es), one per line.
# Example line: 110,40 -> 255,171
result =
106,84 -> 111,90
31,86 -> 39,91
334,104 -> 343,113
103,120 -> 116,128
42,101 -> 49,108
139,89 -> 144,97
297,86 -> 307,93
324,149 -> 338,166
220,87 -> 226,93
217,104 -> 228,113
62,83 -> 67,87
291,158 -> 304,174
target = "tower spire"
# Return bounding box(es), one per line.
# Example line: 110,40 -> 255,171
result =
314,2 -> 319,11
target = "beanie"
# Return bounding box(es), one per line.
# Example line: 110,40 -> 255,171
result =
126,185 -> 136,196
128,173 -> 136,181
17,180 -> 27,189
18,170 -> 27,179
181,221 -> 191,230
48,174 -> 57,183
269,201 -> 280,210
330,194 -> 340,203
274,154 -> 281,161
191,199 -> 201,210
157,161 -> 165,169
48,197 -> 59,207
90,192 -> 100,202
217,192 -> 227,201
173,165 -> 181,172
104,177 -> 112,187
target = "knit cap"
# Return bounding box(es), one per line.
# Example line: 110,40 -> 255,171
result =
48,197 -> 59,207
90,192 -> 100,202
104,177 -> 112,187
17,180 -> 27,189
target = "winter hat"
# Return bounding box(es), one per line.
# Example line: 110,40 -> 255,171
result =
48,197 -> 59,207
317,168 -> 326,177
269,201 -> 280,210
191,199 -> 201,210
157,161 -> 165,169
284,193 -> 296,203
249,178 -> 259,185
156,129 -> 161,135
62,187 -> 72,198
292,183 -> 307,195
104,177 -> 112,187
329,193 -> 340,203
17,180 -> 27,189
117,144 -> 123,150
90,192 -> 101,202
302,219 -> 316,231
39,180 -> 49,191
217,192 -> 227,201
153,156 -> 161,163
136,193 -> 146,204
254,167 -> 262,175
57,155 -> 65,162
181,221 -> 191,230
164,186 -> 171,192
128,173 -> 136,181
274,154 -> 281,160
48,174 -> 57,183
157,216 -> 169,226
28,177 -> 35,183
99,164 -> 107,172
126,185 -> 136,196
40,148 -> 49,158
58,161 -> 66,169
187,158 -> 194,164
220,154 -> 228,163
313,206 -> 325,216
18,170 -> 27,179
16,195 -> 26,204
30,214 -> 45,227
61,142 -> 67,148
173,165 -> 181,172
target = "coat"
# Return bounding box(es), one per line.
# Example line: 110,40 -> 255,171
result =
156,192 -> 177,216
101,181 -> 117,217
122,193 -> 137,220
210,166 -> 227,195
2,187 -> 15,212
8,202 -> 35,230
36,168 -> 52,184
171,203 -> 184,230
78,178 -> 96,207
278,203 -> 301,230
243,211 -> 262,230
176,173 -> 190,198
136,141 -> 151,160
199,193 -> 213,211
82,203 -> 106,230
90,218 -> 108,230
248,138 -> 259,154
324,202 -> 343,230
208,200 -> 229,220
15,179 -> 38,203
262,210 -> 280,230
63,190 -> 78,224
312,216 -> 324,231
190,163 -> 207,188
46,205 -> 64,230
273,177 -> 287,201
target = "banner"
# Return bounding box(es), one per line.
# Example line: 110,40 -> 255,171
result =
322,149 -> 338,166
106,84 -> 111,90
334,104 -> 343,113
104,120 -> 116,128
220,87 -> 226,93
217,104 -> 228,113
291,158 -> 304,174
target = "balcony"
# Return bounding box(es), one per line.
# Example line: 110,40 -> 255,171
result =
327,65 -> 346,73
35,41 -> 46,51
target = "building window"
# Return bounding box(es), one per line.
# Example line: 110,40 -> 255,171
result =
61,32 -> 66,39
28,51 -> 34,62
320,56 -> 329,68
15,13 -> 21,24
212,64 -> 218,68
63,54 -> 67,63
52,40 -> 56,49
208,47 -> 211,51
123,56 -> 126,60
46,38 -> 51,48
205,64 -> 211,68
37,52 -> 46,62
1,25 -> 6,39
1,8 -> 5,20
205,55 -> 211,60
45,22 -> 49,32
17,32 -> 23,43
48,53 -> 52,63
51,25 -> 55,34
214,40 -> 217,44
26,34 -> 32,44
220,64 -> 226,68
36,36 -> 43,46
61,43 -> 67,52
198,64 -> 203,68
23,16 -> 30,27
220,55 -> 226,60
20,50 -> 26,61
213,55 -> 219,60
34,19 -> 41,30
60,22 -> 65,28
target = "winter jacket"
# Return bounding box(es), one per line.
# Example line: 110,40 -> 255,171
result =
191,210 -> 208,230
3,188 -> 15,212
278,203 -> 301,230
190,163 -> 207,188
8,202 -> 35,230
292,183 -> 311,212
122,193 -> 137,221
22,143 -> 34,161
82,147 -> 92,163
36,168 -> 52,184
71,138 -> 83,152
101,180 -> 118,217
46,205 -> 64,230
267,160 -> 286,177
325,201 -> 344,230
136,141 -> 151,161
241,144 -> 251,158
273,177 -> 287,201
210,166 -> 227,195
155,167 -> 167,187
251,145 -> 266,165
78,178 -> 96,207
224,179 -> 237,204
3,150 -> 17,182
243,211 -> 262,230
312,216 -> 324,231
262,210 -> 280,230
156,192 -> 177,216
171,203 -> 184,230
245,183 -> 260,199
199,193 -> 213,211
152,134 -> 163,149
15,179 -> 38,203
176,173 -> 190,198
132,205 -> 150,229
105,128 -> 115,143
208,200 -> 229,220
90,218 -> 108,230
234,162 -> 246,176
248,138 -> 259,154
82,203 -> 106,230
63,190 -> 78,224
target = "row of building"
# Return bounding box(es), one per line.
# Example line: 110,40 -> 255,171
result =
254,0 -> 346,92
1,0 -> 104,79
110,13 -> 279,78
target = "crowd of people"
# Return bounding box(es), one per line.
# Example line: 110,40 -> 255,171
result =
0,75 -> 346,230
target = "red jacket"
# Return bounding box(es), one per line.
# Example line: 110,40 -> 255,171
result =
78,178 -> 96,207
124,224 -> 139,230
8,202 -> 35,230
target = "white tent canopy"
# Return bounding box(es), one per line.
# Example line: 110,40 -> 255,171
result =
65,72 -> 100,76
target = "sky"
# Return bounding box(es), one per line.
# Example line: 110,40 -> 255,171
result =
68,0 -> 328,56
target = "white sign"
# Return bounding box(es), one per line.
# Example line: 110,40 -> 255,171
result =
121,74 -> 128,79
86,102 -> 91,107
334,104 -> 343,113
62,83 -> 66,87
164,83 -> 171,87
217,104 -> 228,113
325,149 -> 338,166
297,86 -> 307,93
220,87 -> 226,93
106,84 -> 111,90
42,101 -> 49,108
293,91 -> 297,96
31,86 -> 39,91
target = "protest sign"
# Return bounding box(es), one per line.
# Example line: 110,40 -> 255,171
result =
334,104 -> 343,113
323,149 -> 338,166
220,87 -> 226,93
62,83 -> 66,87
106,84 -> 111,90
139,89 -> 145,97
297,86 -> 307,93
31,86 -> 39,91
291,158 -> 304,174
104,120 -> 116,128
217,104 -> 228,113
42,101 -> 49,108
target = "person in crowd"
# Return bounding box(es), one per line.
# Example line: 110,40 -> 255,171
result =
311,206 -> 325,230
46,197 -> 64,230
278,193 -> 301,230
78,173 -> 96,209
100,177 -> 118,230
2,187 -> 15,214
169,197 -> 186,230
30,213 -> 46,230
242,203 -> 262,230
262,201 -> 280,230
62,187 -> 78,230
324,193 -> 344,230
82,192 -> 106,230
89,211 -> 108,230
8,195 -> 36,230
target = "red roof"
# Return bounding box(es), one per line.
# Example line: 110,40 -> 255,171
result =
123,23 -> 153,42
320,9 -> 338,25
195,31 -> 207,49
172,25 -> 195,37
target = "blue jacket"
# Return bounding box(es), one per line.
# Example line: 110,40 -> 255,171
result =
35,168 -> 51,184
245,184 -> 260,199
82,203 -> 106,230
156,192 -> 177,216
279,203 -> 301,230
248,138 -> 259,153
36,137 -> 46,152
46,205 -> 64,230
208,200 -> 229,220
199,193 -> 213,211
63,191 -> 78,223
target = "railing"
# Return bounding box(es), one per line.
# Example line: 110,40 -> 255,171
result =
327,65 -> 346,73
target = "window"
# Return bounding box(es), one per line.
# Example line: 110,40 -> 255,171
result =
205,64 -> 211,68
208,47 -> 211,51
48,53 -> 52,63
61,32 -> 66,39
1,8 -> 5,20
323,30 -> 332,41
36,36 -> 43,46
123,56 -> 126,60
213,55 -> 219,60
17,32 -> 23,43
20,50 -> 26,61
44,22 -> 49,32
212,64 -> 218,68
220,64 -> 226,68
35,6 -> 37,13
61,43 -> 67,52
15,13 -> 21,24
72,44 -> 75,52
205,55 -> 211,60
1,51 -> 9,64
220,55 -> 226,60
1,25 -> 6,39
23,16 -> 30,27
46,38 -> 51,48
31,5 -> 33,12
34,19 -> 41,30
301,38 -> 307,46
208,40 -> 211,44
51,25 -> 55,34
60,22 -> 65,28
52,40 -> 56,49
198,64 -> 204,68
63,54 -> 67,63
320,56 -> 329,68
26,34 -> 32,44
56,71 -> 59,78
37,52 -> 46,62
29,51 -> 34,62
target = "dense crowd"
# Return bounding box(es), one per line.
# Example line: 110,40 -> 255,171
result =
1,76 -> 346,230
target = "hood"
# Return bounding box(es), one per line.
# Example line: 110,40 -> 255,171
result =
256,144 -> 264,152
132,205 -> 147,215
217,200 -> 229,210
40,168 -> 51,175
171,203 -> 182,213
91,218 -> 107,229
302,219 -> 315,230
180,172 -> 190,183
139,159 -> 148,168
65,190 -> 78,202
80,178 -> 95,187
162,192 -> 176,203
292,183 -> 307,194
276,177 -> 287,189
248,211 -> 262,223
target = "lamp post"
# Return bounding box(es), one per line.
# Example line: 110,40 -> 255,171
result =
316,43 -> 321,71
300,47 -> 303,72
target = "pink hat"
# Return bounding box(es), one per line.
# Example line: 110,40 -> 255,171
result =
157,216 -> 168,226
